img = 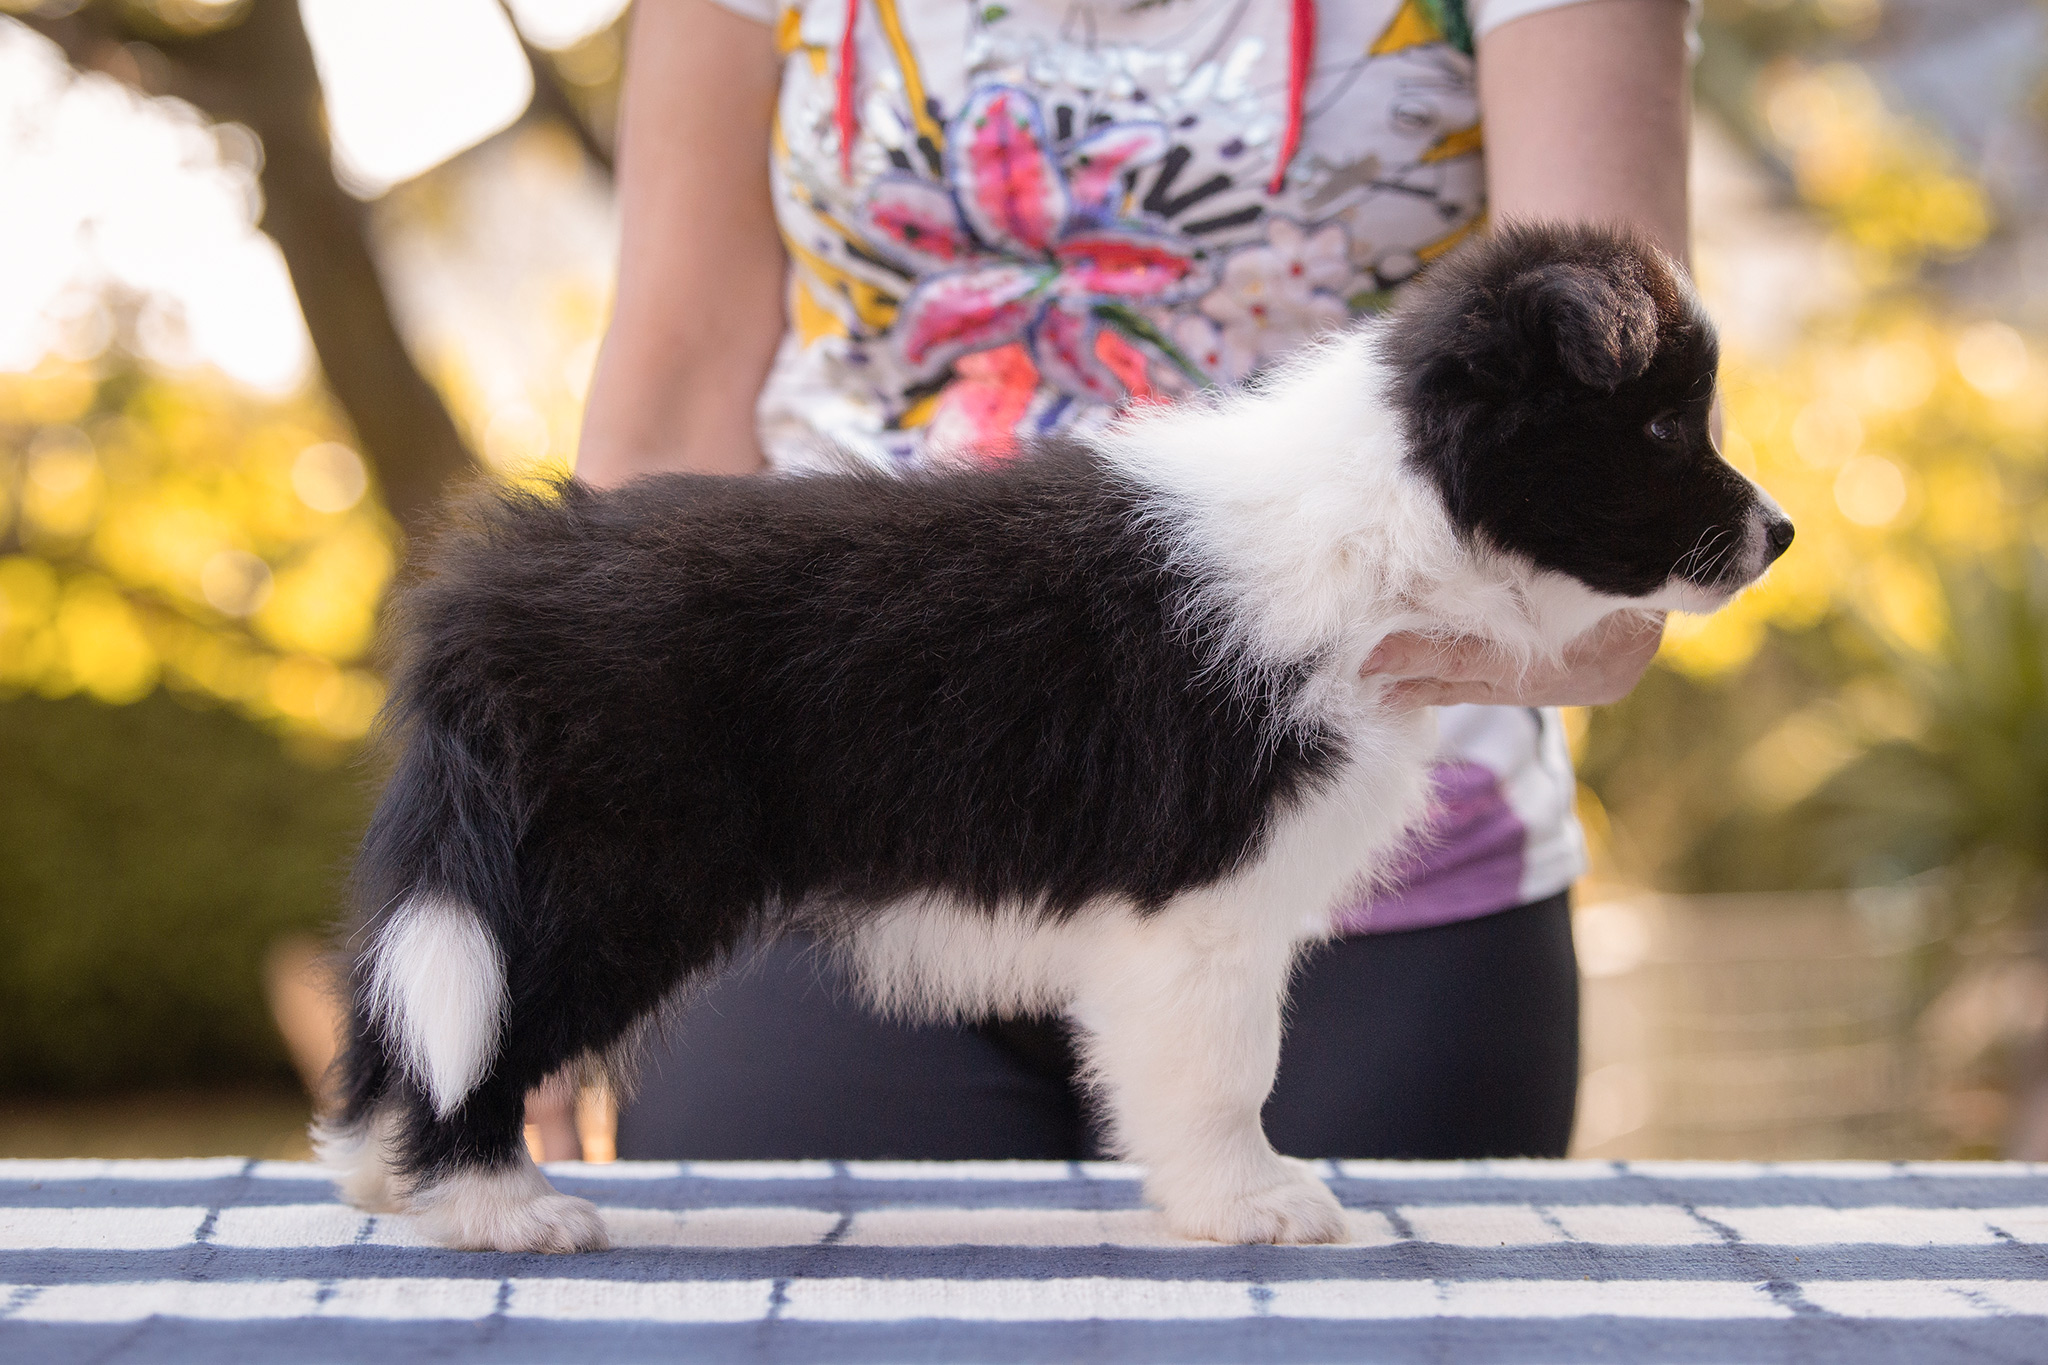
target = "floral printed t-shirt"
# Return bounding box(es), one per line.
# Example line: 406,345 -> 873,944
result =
706,0 -> 1612,932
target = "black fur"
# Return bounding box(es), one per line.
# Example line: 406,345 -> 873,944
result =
1382,221 -> 1791,597
338,443 -> 1342,1178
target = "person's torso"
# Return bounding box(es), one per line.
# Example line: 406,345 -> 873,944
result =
760,0 -> 1486,465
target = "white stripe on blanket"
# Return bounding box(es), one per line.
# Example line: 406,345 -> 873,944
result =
14,1277 -> 2048,1324
22,1201 -> 2048,1252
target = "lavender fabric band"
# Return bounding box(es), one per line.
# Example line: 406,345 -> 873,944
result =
1334,759 -> 1531,936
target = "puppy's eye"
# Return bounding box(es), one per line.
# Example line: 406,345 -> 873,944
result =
1646,414 -> 1685,443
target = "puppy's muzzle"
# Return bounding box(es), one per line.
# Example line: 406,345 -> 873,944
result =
1736,489 -> 1795,584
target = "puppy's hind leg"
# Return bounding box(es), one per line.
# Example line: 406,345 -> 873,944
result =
354,893 -> 608,1253
1068,905 -> 1345,1246
313,1102 -> 407,1215
314,967 -> 409,1215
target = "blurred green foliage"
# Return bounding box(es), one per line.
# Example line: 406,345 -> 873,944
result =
1579,3 -> 2048,920
1808,547 -> 2048,889
0,690 -> 368,1092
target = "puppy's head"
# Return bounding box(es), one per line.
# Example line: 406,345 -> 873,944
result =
1381,221 -> 1792,608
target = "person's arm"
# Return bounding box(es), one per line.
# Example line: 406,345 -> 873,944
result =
1478,0 -> 1691,265
1369,0 -> 1692,707
575,0 -> 789,487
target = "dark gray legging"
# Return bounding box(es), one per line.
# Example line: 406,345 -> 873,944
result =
615,891 -> 1577,1160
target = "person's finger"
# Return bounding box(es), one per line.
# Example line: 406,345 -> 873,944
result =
1600,609 -> 1665,653
1363,633 -> 1496,681
1556,613 -> 1648,669
1540,612 -> 1661,705
1382,679 -> 1436,708
1361,633 -> 1432,676
1385,678 -> 1490,708
1371,611 -> 1667,703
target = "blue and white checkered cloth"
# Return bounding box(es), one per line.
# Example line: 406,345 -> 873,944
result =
5,1157 -> 2048,1361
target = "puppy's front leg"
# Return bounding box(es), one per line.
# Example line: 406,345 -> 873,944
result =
1070,908 -> 1345,1245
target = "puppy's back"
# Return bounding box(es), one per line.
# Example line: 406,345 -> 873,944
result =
374,443 -> 1343,925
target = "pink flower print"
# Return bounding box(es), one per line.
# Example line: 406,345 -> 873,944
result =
874,86 -> 1203,408
1032,297 -> 1124,405
898,262 -> 1053,372
1093,329 -> 1164,406
867,178 -> 974,268
1063,122 -> 1170,219
951,87 -> 1070,257
1054,230 -> 1197,298
926,342 -> 1039,462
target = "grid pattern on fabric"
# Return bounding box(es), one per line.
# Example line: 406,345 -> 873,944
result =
4,1158 -> 2047,1362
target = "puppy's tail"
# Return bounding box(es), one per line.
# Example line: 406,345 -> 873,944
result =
334,718 -> 521,1127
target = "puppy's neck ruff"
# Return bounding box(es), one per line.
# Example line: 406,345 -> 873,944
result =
1097,331 -> 1598,685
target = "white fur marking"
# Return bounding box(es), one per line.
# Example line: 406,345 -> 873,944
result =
408,1151 -> 608,1252
837,742 -> 1431,1246
312,1106 -> 406,1214
844,899 -> 1081,1025
365,895 -> 505,1117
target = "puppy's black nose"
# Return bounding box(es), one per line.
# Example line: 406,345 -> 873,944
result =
1764,516 -> 1795,563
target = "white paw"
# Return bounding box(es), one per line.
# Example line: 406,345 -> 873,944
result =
1161,1172 -> 1348,1245
408,1162 -> 611,1252
416,1189 -> 610,1253
312,1113 -> 406,1215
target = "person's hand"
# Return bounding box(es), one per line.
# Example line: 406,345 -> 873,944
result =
1363,611 -> 1665,709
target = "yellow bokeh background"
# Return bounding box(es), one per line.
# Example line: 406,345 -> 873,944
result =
0,365 -> 392,743
1661,61 -> 2036,688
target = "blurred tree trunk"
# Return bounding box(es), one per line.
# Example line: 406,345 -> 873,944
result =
20,0 -> 479,537
499,0 -> 616,180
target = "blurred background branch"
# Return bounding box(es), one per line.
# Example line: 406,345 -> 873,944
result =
498,0 -> 616,178
12,0 -> 479,534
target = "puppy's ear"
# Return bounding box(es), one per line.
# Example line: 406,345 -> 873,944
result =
1494,262 -> 1660,392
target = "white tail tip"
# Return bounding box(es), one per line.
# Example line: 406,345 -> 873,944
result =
366,895 -> 506,1116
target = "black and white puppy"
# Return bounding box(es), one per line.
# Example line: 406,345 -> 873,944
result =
320,223 -> 1791,1251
